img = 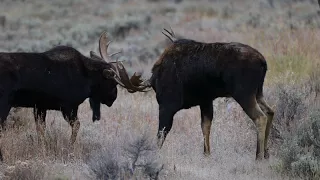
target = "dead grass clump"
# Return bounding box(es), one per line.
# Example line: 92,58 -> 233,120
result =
3,160 -> 46,180
0,122 -> 75,164
0,110 -> 79,164
0,128 -> 39,164
0,108 -> 37,163
270,54 -> 312,82
43,122 -> 75,161
246,29 -> 320,85
1,160 -> 94,180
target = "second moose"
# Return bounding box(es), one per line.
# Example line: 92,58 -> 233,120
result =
115,29 -> 275,160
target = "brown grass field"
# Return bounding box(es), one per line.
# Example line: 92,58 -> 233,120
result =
0,0 -> 320,179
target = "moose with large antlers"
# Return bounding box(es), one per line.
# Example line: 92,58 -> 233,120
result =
115,28 -> 275,160
0,31 -> 146,145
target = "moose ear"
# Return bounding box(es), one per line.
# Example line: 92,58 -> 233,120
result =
103,69 -> 114,79
90,51 -> 103,61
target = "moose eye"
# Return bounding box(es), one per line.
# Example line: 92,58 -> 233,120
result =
103,69 -> 114,79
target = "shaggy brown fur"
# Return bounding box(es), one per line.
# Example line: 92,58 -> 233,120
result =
149,35 -> 274,160
0,45 -> 118,146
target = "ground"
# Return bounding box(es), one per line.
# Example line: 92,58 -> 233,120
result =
0,0 -> 319,179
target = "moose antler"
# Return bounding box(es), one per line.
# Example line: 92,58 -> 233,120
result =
98,31 -> 122,62
97,31 -> 152,93
162,26 -> 176,43
108,60 -> 152,93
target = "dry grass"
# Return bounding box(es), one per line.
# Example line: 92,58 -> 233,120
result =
253,29 -> 320,85
0,0 -> 320,179
0,87 -> 308,180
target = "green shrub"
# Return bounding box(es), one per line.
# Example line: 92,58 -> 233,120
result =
280,109 -> 320,180
272,82 -> 308,141
87,133 -> 164,180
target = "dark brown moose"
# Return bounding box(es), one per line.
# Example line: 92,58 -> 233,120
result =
112,28 -> 275,160
0,31 -> 146,145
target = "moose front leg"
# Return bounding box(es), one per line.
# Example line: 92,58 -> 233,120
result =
157,105 -> 179,148
0,77 -> 16,131
62,107 -> 80,145
200,102 -> 213,156
89,98 -> 101,122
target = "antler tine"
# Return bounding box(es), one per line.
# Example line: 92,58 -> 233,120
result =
114,58 -> 121,79
108,49 -> 124,63
109,49 -> 123,57
164,28 -> 174,38
106,60 -> 128,89
162,27 -> 176,43
130,72 -> 143,87
169,25 -> 175,37
99,31 -> 124,63
162,30 -> 174,42
115,60 -> 132,86
112,60 -> 152,92
105,40 -> 112,51
109,60 -> 125,63
99,31 -> 111,62
129,72 -> 151,92
110,69 -> 127,88
108,61 -> 138,93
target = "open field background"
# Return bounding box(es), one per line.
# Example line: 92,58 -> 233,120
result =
0,0 -> 320,179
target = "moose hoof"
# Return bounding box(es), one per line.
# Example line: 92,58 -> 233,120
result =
255,152 -> 265,161
203,151 -> 211,157
256,156 -> 263,161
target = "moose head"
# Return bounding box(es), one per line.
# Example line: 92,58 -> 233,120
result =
88,31 -> 152,121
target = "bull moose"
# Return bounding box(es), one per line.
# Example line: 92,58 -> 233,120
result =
113,28 -> 275,160
0,31 -> 145,145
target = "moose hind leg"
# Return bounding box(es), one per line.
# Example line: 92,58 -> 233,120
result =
200,102 -> 213,156
157,105 -> 179,149
62,107 -> 80,145
234,95 -> 268,160
257,96 -> 275,159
